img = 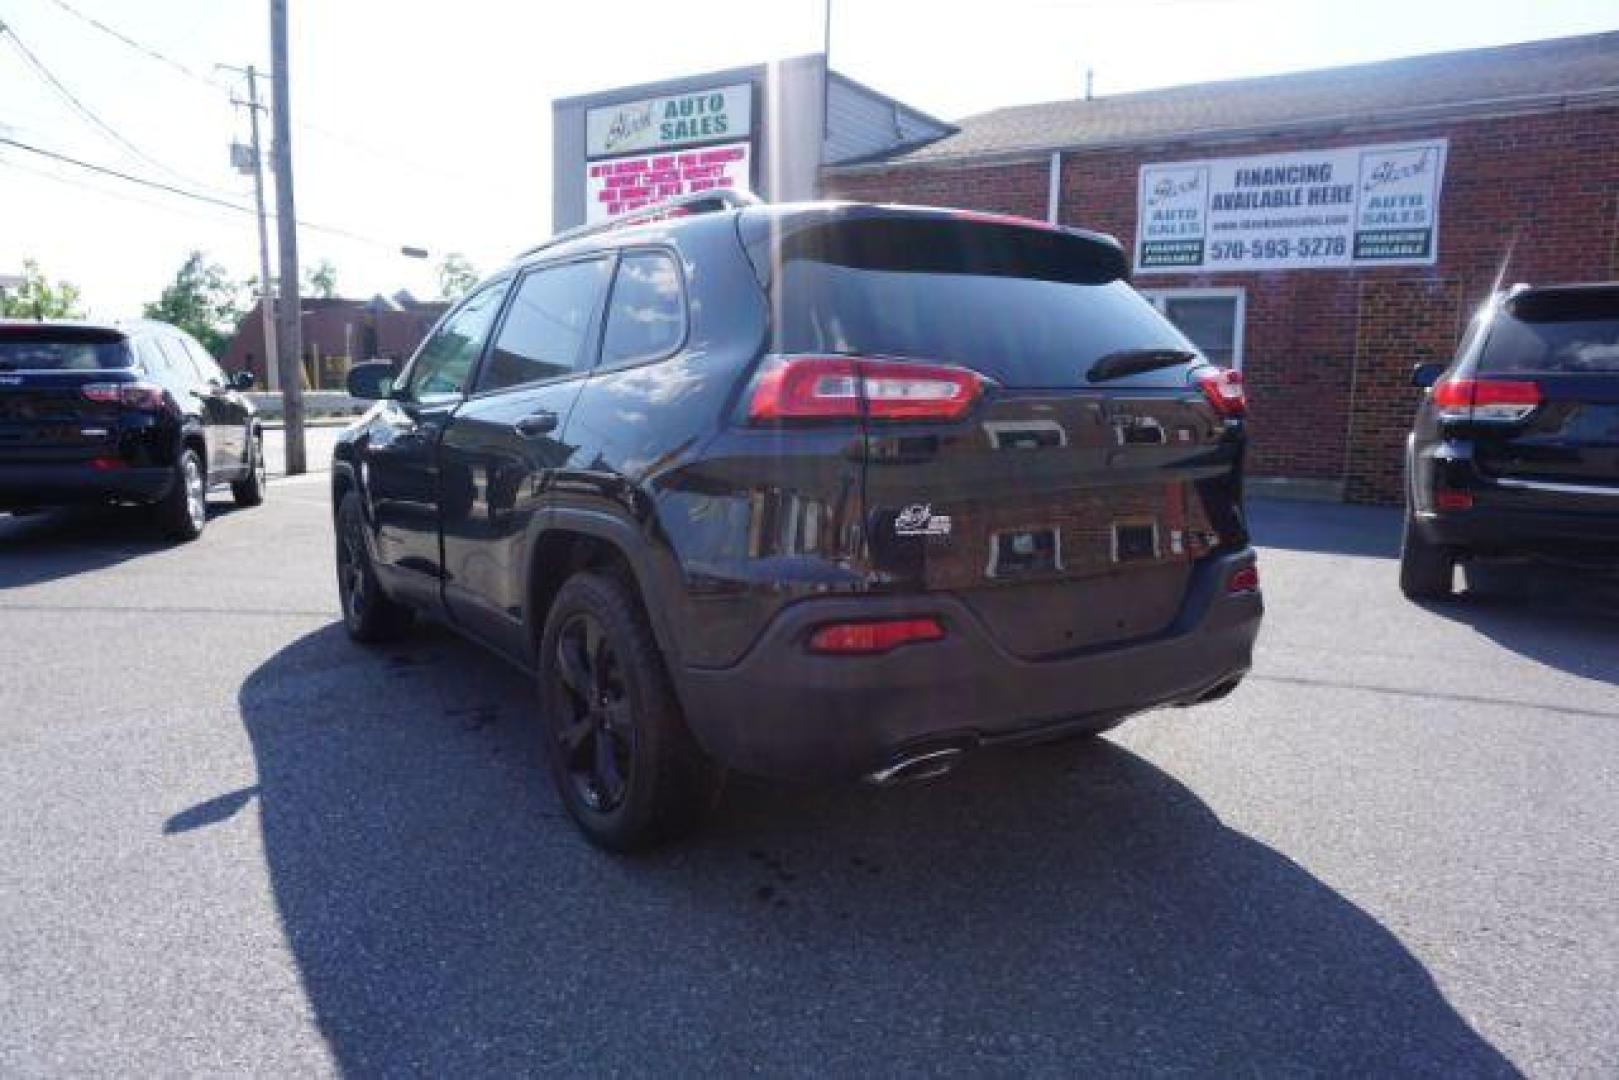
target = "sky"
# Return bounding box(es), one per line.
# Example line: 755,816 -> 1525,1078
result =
1,0 -> 1615,319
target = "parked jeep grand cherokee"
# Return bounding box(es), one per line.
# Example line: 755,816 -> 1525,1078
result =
332,195 -> 1263,849
1403,283 -> 1619,599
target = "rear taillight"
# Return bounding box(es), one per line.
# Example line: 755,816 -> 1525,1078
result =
1195,368 -> 1245,419
1226,564 -> 1260,595
807,617 -> 945,655
748,356 -> 981,424
82,382 -> 166,410
1431,378 -> 1540,423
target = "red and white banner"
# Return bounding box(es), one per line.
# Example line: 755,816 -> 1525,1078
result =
585,142 -> 751,224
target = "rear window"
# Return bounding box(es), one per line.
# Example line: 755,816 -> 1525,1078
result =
1481,290 -> 1619,374
0,328 -> 131,371
772,218 -> 1198,387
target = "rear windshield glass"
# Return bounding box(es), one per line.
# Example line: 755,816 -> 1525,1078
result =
0,331 -> 131,371
778,263 -> 1197,387
1481,291 -> 1619,374
772,219 -> 1197,387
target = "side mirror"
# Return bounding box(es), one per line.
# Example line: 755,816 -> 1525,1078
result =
230,370 -> 256,391
1410,362 -> 1445,389
347,360 -> 396,401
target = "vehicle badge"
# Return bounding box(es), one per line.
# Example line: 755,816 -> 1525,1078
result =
894,503 -> 952,538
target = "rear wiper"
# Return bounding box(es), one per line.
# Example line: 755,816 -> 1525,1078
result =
1086,348 -> 1197,383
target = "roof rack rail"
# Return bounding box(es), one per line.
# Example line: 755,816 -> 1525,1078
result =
518,188 -> 762,260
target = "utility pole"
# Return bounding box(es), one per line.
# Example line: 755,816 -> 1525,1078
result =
223,64 -> 278,391
270,0 -> 305,474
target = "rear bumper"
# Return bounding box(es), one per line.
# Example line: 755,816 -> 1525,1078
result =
0,463 -> 173,508
676,548 -> 1262,781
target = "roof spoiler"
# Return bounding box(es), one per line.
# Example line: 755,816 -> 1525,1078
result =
518,189 -> 762,260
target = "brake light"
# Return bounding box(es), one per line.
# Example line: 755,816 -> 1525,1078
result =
1431,378 -> 1540,423
82,382 -> 166,410
808,617 -> 945,655
1226,564 -> 1260,595
1195,368 -> 1245,419
1435,488 -> 1474,511
88,456 -> 127,471
748,356 -> 981,423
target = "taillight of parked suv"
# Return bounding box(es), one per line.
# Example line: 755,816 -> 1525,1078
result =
1430,377 -> 1542,422
747,355 -> 983,423
80,382 -> 168,410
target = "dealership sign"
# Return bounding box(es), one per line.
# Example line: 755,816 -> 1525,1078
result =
586,84 -> 752,158
586,142 -> 751,223
1135,139 -> 1447,273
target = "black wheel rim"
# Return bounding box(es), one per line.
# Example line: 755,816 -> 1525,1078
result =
338,515 -> 368,625
553,612 -> 635,813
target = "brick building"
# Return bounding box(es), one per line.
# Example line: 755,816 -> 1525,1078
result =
222,293 -> 448,390
820,33 -> 1619,503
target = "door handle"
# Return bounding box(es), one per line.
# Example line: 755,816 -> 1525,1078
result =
514,411 -> 559,438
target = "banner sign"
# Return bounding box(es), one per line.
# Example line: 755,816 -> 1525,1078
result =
1135,139 -> 1447,273
585,84 -> 752,159
585,142 -> 751,223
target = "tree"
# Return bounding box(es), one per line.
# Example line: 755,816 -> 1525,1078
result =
143,251 -> 245,357
0,259 -> 84,320
437,253 -> 478,301
304,258 -> 338,299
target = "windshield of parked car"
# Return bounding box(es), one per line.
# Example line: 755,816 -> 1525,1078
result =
0,329 -> 132,371
773,217 -> 1199,388
1481,291 -> 1619,374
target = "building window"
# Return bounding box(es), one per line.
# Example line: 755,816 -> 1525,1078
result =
1141,288 -> 1245,370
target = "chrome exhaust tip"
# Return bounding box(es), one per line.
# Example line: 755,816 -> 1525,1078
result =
865,746 -> 966,787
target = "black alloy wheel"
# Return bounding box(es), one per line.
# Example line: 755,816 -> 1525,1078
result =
552,611 -> 637,813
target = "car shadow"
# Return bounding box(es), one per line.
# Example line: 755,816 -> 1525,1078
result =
1247,498 -> 1402,559
0,500 -> 244,590
218,622 -> 1517,1075
1426,564 -> 1619,685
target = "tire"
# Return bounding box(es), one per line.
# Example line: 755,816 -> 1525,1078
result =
232,431 -> 267,507
539,571 -> 722,851
155,447 -> 208,541
335,491 -> 413,642
1399,508 -> 1455,601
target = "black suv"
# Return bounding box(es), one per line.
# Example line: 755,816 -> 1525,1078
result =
332,195 -> 1263,849
1403,283 -> 1619,599
0,319 -> 265,539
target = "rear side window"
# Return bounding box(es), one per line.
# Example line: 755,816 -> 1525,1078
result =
1480,290 -> 1619,374
601,251 -> 685,366
0,329 -> 130,371
773,218 -> 1197,388
477,258 -> 610,393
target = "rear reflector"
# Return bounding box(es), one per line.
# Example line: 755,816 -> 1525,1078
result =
1226,565 -> 1260,594
808,617 -> 945,655
1431,378 -> 1540,423
88,456 -> 126,471
82,382 -> 166,410
1195,368 -> 1246,419
749,356 -> 981,423
1435,488 -> 1474,511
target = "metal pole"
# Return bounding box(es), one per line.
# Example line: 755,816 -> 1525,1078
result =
244,66 -> 278,392
270,0 -> 306,474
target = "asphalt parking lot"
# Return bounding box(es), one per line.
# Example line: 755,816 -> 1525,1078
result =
1,478 -> 1615,1076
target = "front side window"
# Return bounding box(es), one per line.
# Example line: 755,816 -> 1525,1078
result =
601,251 -> 685,366
404,280 -> 512,399
476,259 -> 611,393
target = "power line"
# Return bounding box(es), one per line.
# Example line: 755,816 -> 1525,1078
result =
0,18 -> 237,198
0,134 -> 417,252
38,0 -> 227,90
28,0 -> 526,193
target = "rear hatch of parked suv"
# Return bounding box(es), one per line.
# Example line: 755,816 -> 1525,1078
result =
1463,285 -> 1619,501
0,324 -> 141,467
742,206 -> 1249,660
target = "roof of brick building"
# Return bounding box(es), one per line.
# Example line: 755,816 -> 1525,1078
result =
839,31 -> 1619,168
